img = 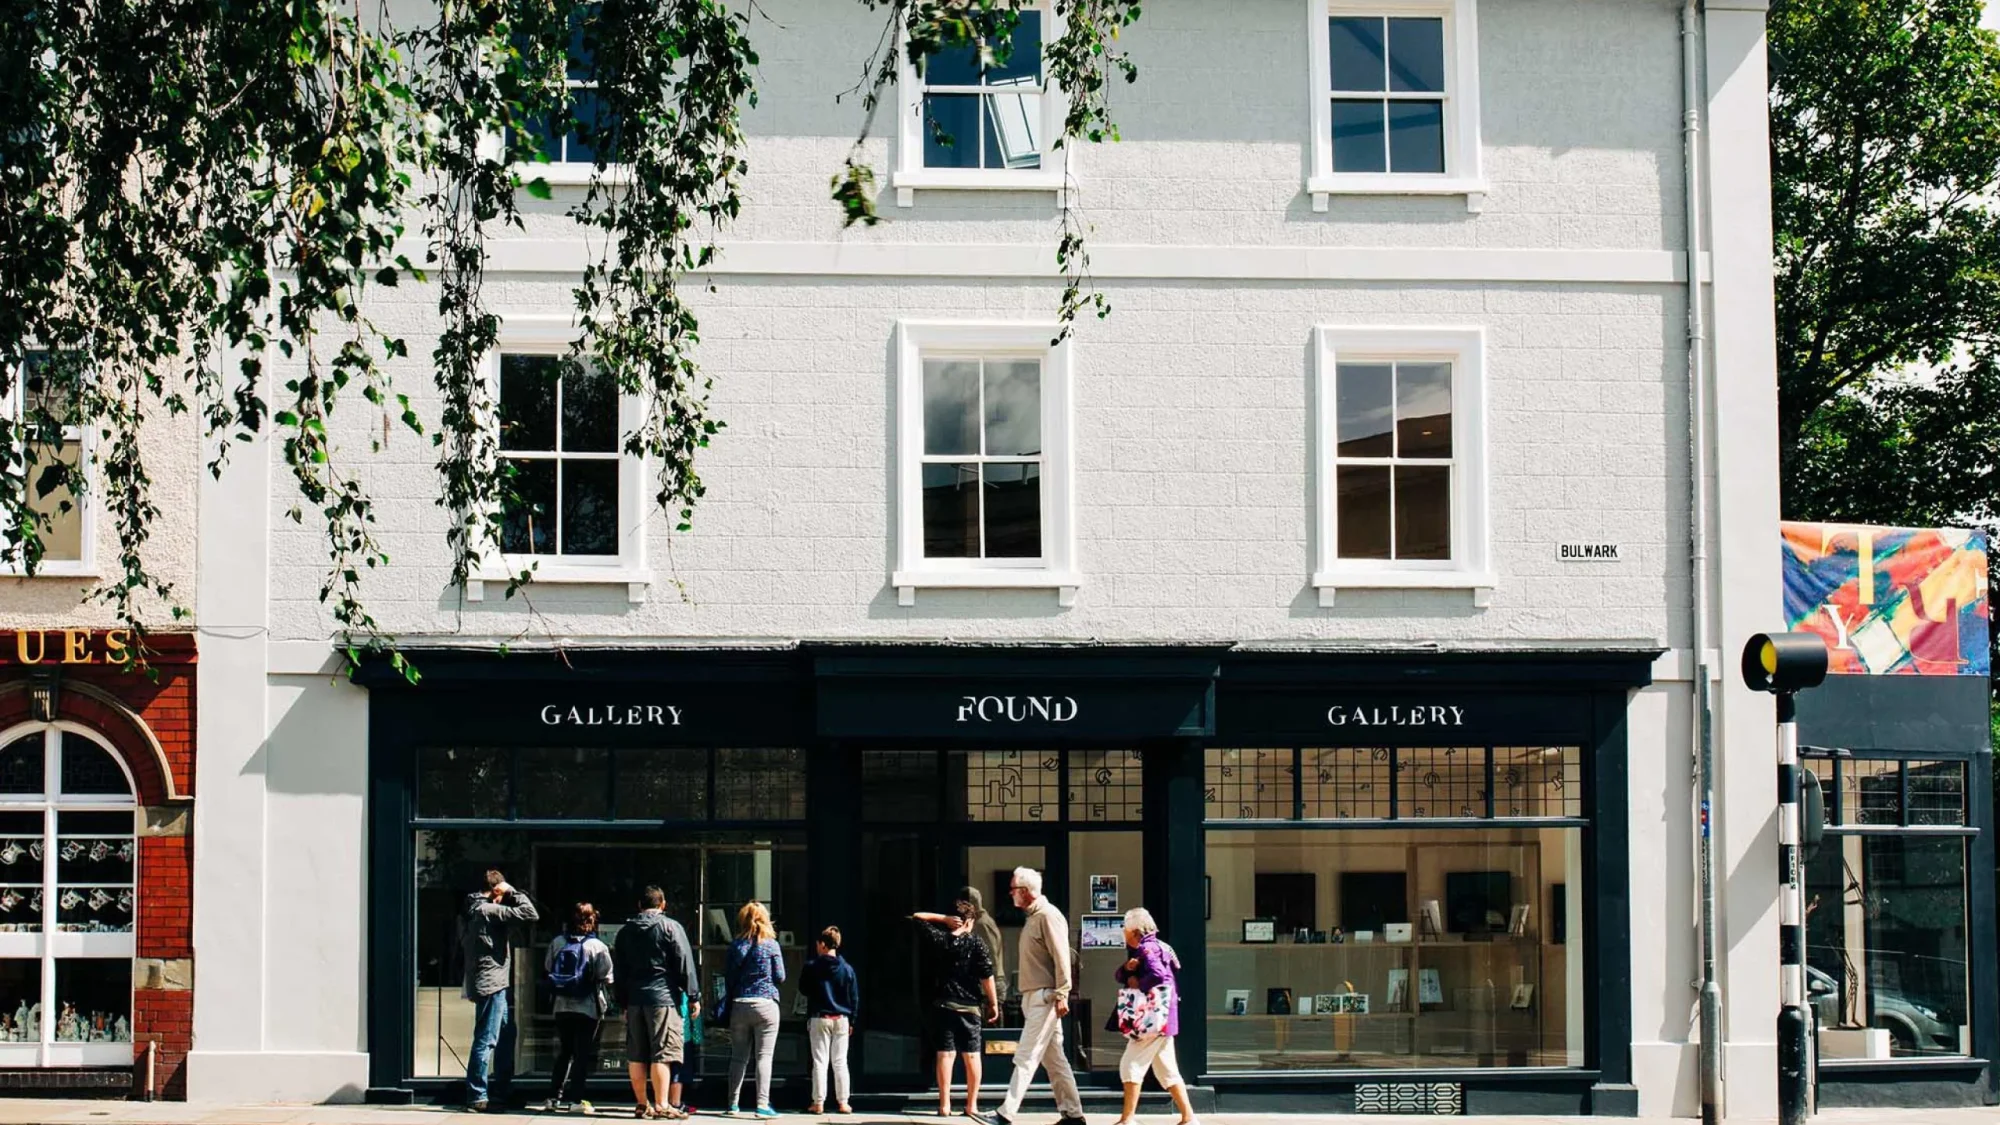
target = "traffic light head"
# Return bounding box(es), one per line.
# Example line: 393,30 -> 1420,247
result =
1740,631 -> 1829,694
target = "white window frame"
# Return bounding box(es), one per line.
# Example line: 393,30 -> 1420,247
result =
892,1 -> 1071,206
1312,326 -> 1492,607
1307,0 -> 1486,212
0,721 -> 138,1069
0,351 -> 96,579
496,10 -> 626,189
466,316 -> 649,604
893,320 -> 1077,606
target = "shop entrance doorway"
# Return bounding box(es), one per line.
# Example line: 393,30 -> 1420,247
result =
854,832 -> 1064,1091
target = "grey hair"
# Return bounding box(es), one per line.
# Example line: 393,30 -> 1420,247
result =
1012,866 -> 1044,896
1123,907 -> 1158,936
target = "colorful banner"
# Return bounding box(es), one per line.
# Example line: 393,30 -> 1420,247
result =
1781,522 -> 1989,676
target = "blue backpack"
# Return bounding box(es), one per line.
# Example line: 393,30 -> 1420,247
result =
547,935 -> 596,998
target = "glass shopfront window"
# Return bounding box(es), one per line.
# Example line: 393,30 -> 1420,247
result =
1805,756 -> 1973,1060
411,745 -> 809,1085
1204,747 -> 1586,1072
0,724 -> 137,1067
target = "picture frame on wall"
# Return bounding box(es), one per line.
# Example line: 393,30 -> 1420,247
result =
1511,983 -> 1535,1011
1266,987 -> 1293,1016
1508,903 -> 1531,936
1385,968 -> 1409,1010
1224,989 -> 1250,1016
1242,917 -> 1277,944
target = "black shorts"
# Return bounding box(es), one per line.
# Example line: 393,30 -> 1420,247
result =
929,1006 -> 982,1054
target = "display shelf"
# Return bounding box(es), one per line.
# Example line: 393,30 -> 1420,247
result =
1206,837 -> 1555,1067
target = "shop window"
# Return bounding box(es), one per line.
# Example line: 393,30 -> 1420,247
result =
515,747 -> 611,820
713,749 -> 806,821
0,724 -> 136,1066
860,750 -> 1143,824
414,745 -> 804,825
1208,747 -> 1581,822
892,2 -> 1066,203
860,750 -> 941,822
1804,755 -> 1974,1059
1071,749 -> 1143,823
1307,0 -> 1486,209
958,751 -> 1062,822
1205,826 -> 1584,1071
893,320 -> 1077,605
1312,327 -> 1491,605
614,747 -> 708,821
2,349 -> 94,576
412,830 -> 807,1083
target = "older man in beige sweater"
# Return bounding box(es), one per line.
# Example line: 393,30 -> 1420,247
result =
993,866 -> 1087,1125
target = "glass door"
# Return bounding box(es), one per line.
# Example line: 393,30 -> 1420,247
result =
854,833 -> 1062,1088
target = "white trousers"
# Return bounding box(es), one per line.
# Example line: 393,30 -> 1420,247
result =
807,1015 -> 851,1107
1000,989 -> 1083,1118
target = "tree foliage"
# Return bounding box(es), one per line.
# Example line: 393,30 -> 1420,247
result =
1769,0 -> 2000,660
0,0 -> 1141,670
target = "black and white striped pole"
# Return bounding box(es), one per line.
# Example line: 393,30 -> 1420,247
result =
1741,632 -> 1829,1125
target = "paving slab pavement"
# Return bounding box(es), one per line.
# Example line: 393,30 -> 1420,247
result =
0,1104 -> 1991,1125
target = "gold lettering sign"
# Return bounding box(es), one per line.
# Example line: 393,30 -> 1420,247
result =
6,629 -> 132,666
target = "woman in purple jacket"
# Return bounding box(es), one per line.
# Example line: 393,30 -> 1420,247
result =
1113,908 -> 1200,1125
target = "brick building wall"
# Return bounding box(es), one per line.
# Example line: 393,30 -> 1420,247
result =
0,630 -> 195,1099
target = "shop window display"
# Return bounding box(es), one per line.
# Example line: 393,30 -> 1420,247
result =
1804,756 -> 1974,1060
409,743 -> 811,1085
0,723 -> 138,1066
1203,746 -> 1586,1073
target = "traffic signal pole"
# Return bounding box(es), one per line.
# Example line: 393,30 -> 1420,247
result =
1741,631 -> 1829,1125
1775,692 -> 1810,1125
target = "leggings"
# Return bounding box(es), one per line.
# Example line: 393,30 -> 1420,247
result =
727,999 -> 781,1110
550,1012 -> 602,1102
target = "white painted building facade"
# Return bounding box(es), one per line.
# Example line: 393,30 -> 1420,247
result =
5,0 -> 1820,1116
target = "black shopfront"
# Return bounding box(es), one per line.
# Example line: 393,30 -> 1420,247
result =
361,645 -> 1654,1115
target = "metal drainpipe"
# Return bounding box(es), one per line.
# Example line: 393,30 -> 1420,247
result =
1681,2 -> 1725,1123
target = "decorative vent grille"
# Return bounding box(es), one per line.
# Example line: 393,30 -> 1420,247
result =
1354,1082 -> 1463,1115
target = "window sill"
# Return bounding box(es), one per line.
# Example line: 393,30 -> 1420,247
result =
1306,175 -> 1489,213
892,168 -> 1067,208
0,563 -> 98,581
891,568 -> 1081,607
1312,570 -> 1497,608
467,562 -> 649,605
513,163 -> 629,188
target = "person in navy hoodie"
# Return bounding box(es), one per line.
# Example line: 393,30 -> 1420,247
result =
799,926 -> 859,1114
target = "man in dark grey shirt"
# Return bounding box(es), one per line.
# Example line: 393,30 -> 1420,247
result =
613,885 -> 698,1117
461,869 -> 538,1112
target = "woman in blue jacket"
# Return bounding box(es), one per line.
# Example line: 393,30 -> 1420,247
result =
724,901 -> 787,1117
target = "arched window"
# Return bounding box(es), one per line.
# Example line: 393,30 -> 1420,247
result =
0,722 -> 137,1064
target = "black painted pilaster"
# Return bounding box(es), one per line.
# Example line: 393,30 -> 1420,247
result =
1968,748 -> 1997,1102
808,743 -> 862,940
1145,739 -> 1207,1075
367,698 -> 416,1096
1589,689 -> 1637,1114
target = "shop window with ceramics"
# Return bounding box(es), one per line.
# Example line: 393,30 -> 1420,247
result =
1204,747 -> 1586,1072
0,723 -> 138,1065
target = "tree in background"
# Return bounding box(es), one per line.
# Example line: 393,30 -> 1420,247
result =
1769,0 -> 2000,932
1771,0 -> 2000,659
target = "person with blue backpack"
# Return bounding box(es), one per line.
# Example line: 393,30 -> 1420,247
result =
543,902 -> 615,1114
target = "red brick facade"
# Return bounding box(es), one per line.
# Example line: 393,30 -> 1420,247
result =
0,629 -> 196,1099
